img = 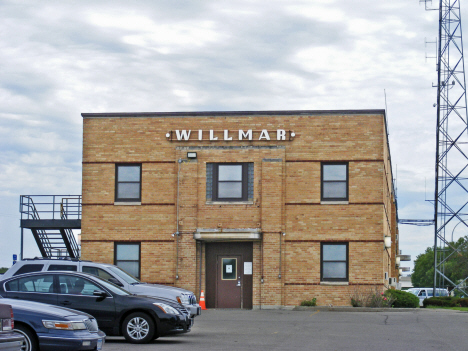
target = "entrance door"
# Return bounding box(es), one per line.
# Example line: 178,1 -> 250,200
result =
216,255 -> 242,308
205,242 -> 253,309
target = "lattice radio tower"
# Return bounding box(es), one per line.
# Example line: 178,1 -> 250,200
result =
421,0 -> 468,295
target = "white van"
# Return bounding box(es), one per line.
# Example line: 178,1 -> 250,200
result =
407,287 -> 449,306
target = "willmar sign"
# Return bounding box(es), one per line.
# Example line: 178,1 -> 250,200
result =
166,129 -> 296,141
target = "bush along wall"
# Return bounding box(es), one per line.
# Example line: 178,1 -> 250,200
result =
423,296 -> 468,308
384,289 -> 419,308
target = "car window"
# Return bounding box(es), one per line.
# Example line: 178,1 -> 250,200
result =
48,265 -> 78,272
108,266 -> 140,284
82,266 -> 115,281
90,276 -> 131,296
58,275 -> 102,296
13,264 -> 44,276
6,275 -> 55,293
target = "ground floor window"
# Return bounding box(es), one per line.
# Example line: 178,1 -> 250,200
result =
114,242 -> 141,279
321,242 -> 348,282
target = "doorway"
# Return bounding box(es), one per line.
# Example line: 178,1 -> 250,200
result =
205,242 -> 253,309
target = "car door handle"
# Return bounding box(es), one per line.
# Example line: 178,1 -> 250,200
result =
60,301 -> 72,305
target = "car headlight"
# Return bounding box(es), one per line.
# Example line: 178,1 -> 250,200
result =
153,303 -> 180,315
176,295 -> 190,305
42,320 -> 87,330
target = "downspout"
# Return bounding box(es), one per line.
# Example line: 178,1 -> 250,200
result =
176,158 -> 182,280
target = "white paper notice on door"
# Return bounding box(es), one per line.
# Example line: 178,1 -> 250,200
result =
226,265 -> 232,273
244,262 -> 252,275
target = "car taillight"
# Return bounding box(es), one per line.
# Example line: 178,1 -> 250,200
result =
1,307 -> 13,331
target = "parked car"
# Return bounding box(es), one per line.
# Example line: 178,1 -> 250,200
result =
0,297 -> 104,351
3,258 -> 201,319
0,303 -> 24,351
407,287 -> 449,306
0,271 -> 191,344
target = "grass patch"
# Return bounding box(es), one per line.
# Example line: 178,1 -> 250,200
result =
426,305 -> 468,312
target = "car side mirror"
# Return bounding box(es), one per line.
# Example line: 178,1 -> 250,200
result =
93,290 -> 108,297
108,278 -> 124,287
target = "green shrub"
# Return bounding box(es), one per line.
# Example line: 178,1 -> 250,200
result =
384,289 -> 419,308
300,298 -> 317,306
423,296 -> 468,308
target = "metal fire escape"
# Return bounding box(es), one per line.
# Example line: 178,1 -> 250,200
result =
421,0 -> 468,295
20,195 -> 82,259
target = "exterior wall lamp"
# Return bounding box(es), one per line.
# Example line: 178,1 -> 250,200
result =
187,152 -> 197,159
384,236 -> 392,249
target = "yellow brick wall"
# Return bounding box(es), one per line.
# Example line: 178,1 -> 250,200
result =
81,111 -> 398,307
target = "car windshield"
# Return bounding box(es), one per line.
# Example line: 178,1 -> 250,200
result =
108,266 -> 141,284
91,276 -> 132,296
407,289 -> 418,295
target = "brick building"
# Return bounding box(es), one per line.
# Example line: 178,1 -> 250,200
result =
81,110 -> 399,308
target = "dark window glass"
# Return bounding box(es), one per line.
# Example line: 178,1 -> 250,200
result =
82,266 -> 115,281
321,243 -> 348,282
212,163 -> 249,201
6,275 -> 54,293
58,275 -> 101,296
222,258 -> 237,280
115,164 -> 141,202
322,163 -> 348,201
114,243 -> 140,279
48,265 -> 78,271
13,264 -> 44,276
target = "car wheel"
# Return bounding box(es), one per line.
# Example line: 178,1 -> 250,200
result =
122,312 -> 155,344
15,324 -> 39,351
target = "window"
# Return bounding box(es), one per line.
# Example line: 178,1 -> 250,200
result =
115,164 -> 142,202
58,275 -> 101,296
321,163 -> 348,201
208,163 -> 252,202
321,243 -> 348,282
13,264 -> 44,276
48,265 -> 77,271
114,243 -> 140,279
82,266 -> 116,281
6,275 -> 54,293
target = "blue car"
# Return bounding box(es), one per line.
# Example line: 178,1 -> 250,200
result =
0,296 -> 105,351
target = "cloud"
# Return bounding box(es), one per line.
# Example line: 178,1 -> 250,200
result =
0,0 -> 462,271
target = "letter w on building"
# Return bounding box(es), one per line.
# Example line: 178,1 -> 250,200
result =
176,130 -> 191,141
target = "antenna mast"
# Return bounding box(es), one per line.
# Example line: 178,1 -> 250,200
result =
422,0 -> 468,296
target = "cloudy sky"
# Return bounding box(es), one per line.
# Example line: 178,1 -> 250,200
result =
0,0 -> 464,272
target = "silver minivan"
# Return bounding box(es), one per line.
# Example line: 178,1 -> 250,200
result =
1,258 -> 201,319
407,287 -> 449,306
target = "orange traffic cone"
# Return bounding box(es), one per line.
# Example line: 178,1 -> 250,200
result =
200,290 -> 207,310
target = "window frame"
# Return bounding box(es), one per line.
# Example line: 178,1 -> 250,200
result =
115,164 -> 142,202
321,162 -> 349,201
320,242 -> 349,282
114,242 -> 141,279
212,163 -> 249,202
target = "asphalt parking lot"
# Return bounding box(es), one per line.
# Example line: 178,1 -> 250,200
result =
103,308 -> 468,351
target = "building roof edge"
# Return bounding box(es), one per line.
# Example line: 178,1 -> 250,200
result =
81,109 -> 386,118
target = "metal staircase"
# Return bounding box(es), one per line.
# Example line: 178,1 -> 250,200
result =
20,195 -> 82,258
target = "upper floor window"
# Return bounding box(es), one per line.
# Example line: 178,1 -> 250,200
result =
321,163 -> 348,201
209,163 -> 250,201
321,243 -> 349,282
115,164 -> 141,202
